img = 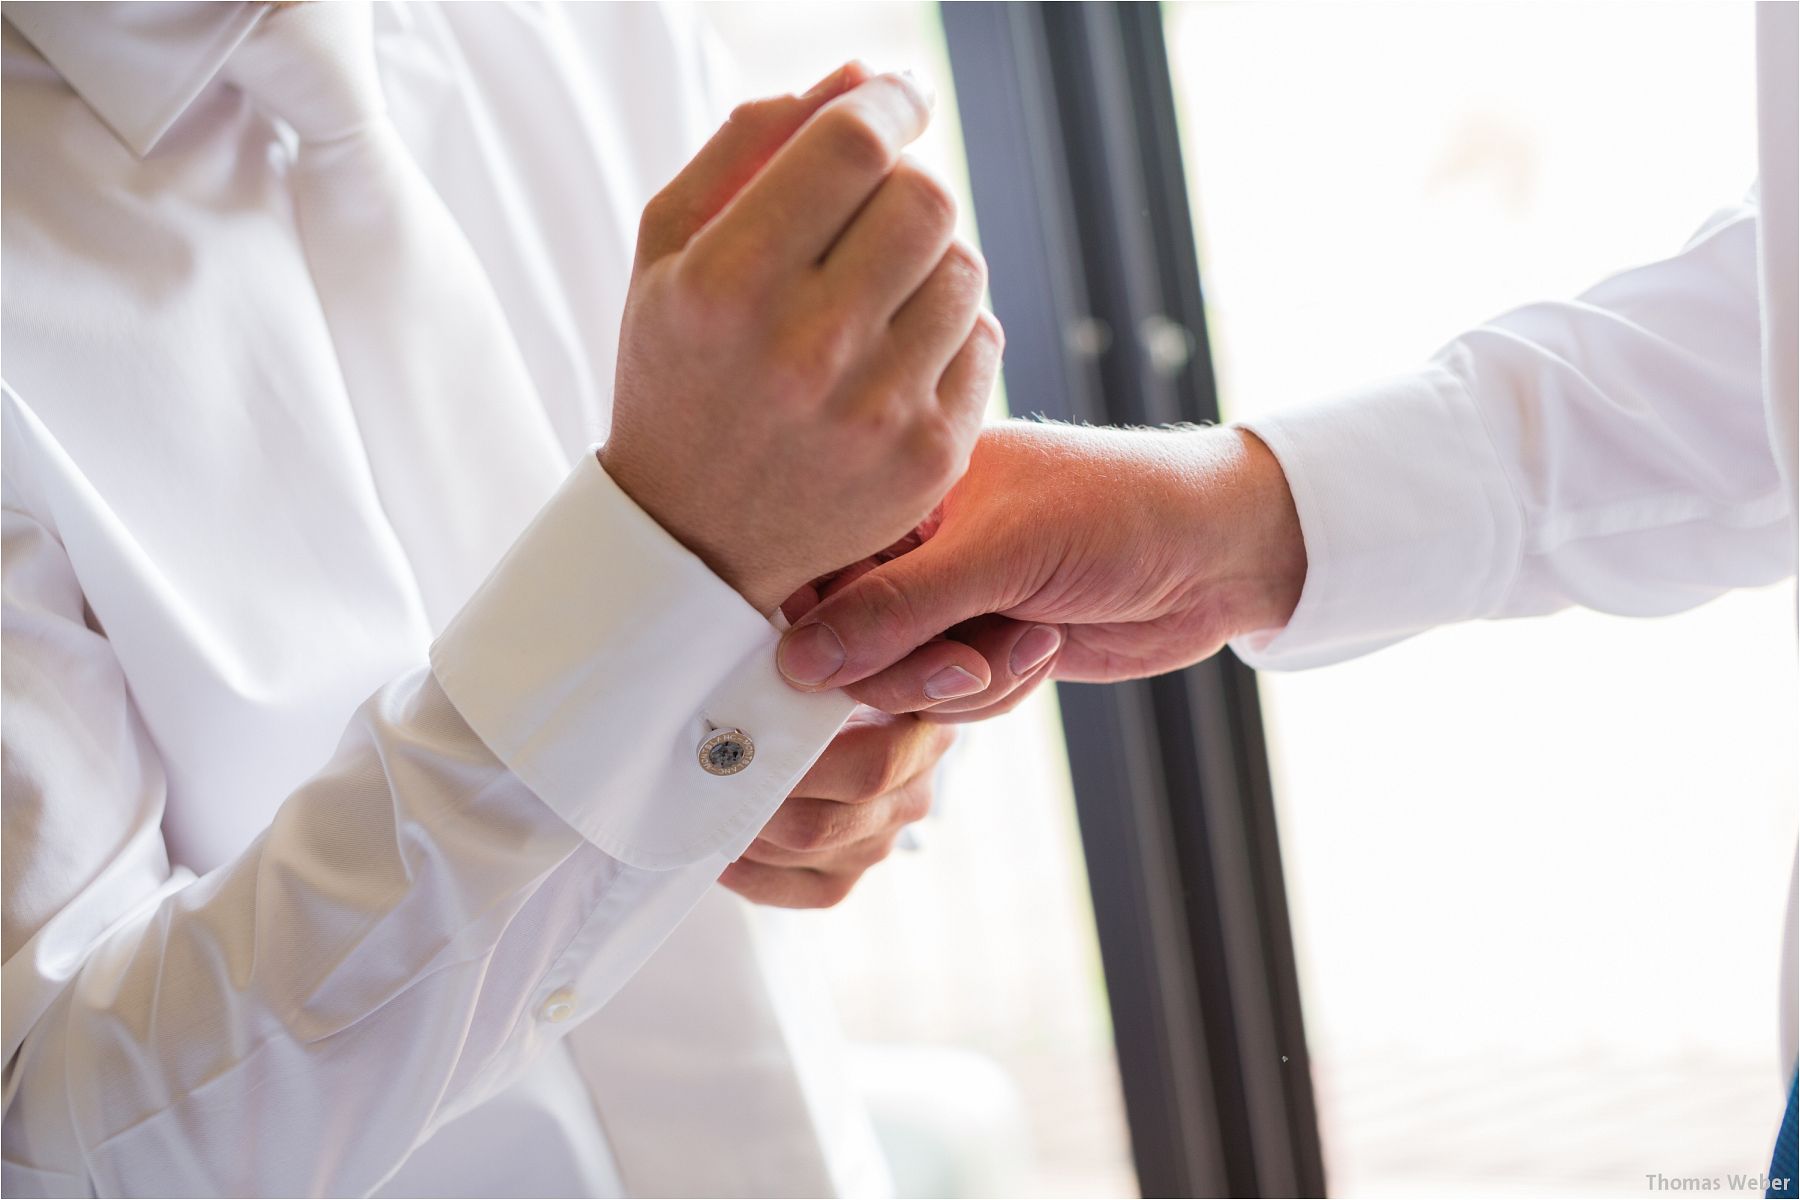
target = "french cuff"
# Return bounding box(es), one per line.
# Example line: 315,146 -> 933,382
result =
430,451 -> 858,870
1228,365 -> 1523,670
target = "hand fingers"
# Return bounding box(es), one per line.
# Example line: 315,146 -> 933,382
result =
846,616 -> 1061,715
718,856 -> 869,909
696,72 -> 933,273
923,616 -> 1061,713
751,798 -> 867,859
721,724 -> 941,908
778,534 -> 990,691
778,549 -> 900,627
937,309 -> 1004,439
880,240 -> 987,381
739,824 -> 910,873
921,650 -> 1057,725
822,158 -> 960,325
749,774 -> 935,860
839,636 -> 993,713
636,61 -> 871,263
789,709 -> 957,802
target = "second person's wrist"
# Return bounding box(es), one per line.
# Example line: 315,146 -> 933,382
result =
1167,425 -> 1308,641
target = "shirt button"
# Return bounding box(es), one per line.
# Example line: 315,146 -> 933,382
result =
698,728 -> 755,776
540,989 -> 577,1023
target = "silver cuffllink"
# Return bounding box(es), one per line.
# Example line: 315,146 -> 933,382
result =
698,728 -> 754,776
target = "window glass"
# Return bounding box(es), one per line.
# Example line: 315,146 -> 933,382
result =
699,5 -> 1138,1196
1165,3 -> 1796,1194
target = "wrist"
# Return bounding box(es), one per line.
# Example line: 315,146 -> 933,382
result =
596,446 -> 793,616
1174,426 -> 1307,639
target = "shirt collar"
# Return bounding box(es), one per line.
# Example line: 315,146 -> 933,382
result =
4,1 -> 266,157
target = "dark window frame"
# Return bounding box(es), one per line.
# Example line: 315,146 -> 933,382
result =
942,4 -> 1327,1195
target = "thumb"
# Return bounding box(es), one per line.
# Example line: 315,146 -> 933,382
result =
637,61 -> 871,263
777,536 -> 990,691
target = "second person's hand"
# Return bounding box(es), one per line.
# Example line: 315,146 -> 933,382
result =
773,419 -> 1309,714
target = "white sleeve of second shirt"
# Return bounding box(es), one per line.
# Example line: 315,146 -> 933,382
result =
0,449 -> 856,1198
1230,198 -> 1794,671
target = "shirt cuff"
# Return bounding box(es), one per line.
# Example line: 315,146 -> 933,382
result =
430,451 -> 857,870
1228,365 -> 1524,670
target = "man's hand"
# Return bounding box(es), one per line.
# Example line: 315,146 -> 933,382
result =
720,708 -> 954,907
773,420 -> 1308,713
602,64 -> 1002,614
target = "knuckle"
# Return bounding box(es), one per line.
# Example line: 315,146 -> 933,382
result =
637,187 -> 683,245
856,734 -> 908,799
896,164 -> 958,233
725,93 -> 806,138
819,106 -> 894,174
726,97 -> 773,130
971,308 -> 1004,353
904,413 -> 967,488
941,239 -> 987,293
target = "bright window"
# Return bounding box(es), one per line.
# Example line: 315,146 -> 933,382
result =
1166,3 -> 1796,1194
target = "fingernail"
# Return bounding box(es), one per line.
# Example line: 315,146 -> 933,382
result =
803,63 -> 847,99
924,665 -> 984,700
900,68 -> 937,112
778,622 -> 845,686
1010,624 -> 1062,675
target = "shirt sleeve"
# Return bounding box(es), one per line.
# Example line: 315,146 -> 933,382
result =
0,452 -> 856,1198
1231,198 -> 1794,671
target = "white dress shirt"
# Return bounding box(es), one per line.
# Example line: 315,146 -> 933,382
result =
1233,3 -> 1798,1073
1,3 -> 883,1196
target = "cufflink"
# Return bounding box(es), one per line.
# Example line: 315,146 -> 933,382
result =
698,728 -> 755,776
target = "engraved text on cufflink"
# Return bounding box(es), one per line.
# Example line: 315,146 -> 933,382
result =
698,728 -> 754,776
